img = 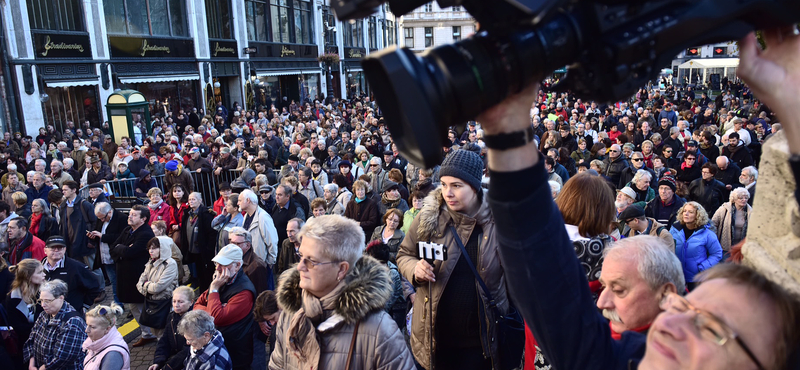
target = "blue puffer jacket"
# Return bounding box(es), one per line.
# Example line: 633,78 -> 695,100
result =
669,223 -> 723,283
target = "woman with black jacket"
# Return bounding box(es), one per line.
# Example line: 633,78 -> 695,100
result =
148,286 -> 193,370
3,259 -> 44,369
179,192 -> 217,292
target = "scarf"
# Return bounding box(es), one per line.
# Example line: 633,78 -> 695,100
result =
287,281 -> 347,369
681,161 -> 693,170
610,322 -> 652,340
730,205 -> 749,243
381,193 -> 401,208
356,196 -> 365,203
149,199 -> 163,210
30,213 -> 43,235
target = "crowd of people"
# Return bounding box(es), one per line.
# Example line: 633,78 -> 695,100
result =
0,28 -> 797,370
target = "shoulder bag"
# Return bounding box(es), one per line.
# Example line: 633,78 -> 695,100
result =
138,293 -> 171,329
448,226 -> 524,370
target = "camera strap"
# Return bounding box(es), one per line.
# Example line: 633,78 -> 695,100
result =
448,226 -> 498,312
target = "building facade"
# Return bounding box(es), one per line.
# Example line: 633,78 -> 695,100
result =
0,0 -> 398,135
399,4 -> 475,53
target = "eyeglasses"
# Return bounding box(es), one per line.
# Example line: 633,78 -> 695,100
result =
665,150 -> 673,153
609,150 -> 620,153
295,252 -> 340,269
631,158 -> 643,162
38,297 -> 59,305
370,164 -> 379,167
661,293 -> 765,370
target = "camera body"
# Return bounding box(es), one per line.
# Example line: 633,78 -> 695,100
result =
418,241 -> 448,262
333,0 -> 800,168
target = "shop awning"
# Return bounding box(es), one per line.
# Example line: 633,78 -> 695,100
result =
45,78 -> 100,88
119,74 -> 200,84
256,70 -> 321,77
678,58 -> 739,69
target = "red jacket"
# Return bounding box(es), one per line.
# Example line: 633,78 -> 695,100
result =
194,289 -> 254,327
213,196 -> 226,216
8,233 -> 46,265
148,200 -> 172,226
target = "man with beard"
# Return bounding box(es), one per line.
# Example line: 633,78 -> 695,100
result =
698,131 -> 720,163
721,132 -> 754,169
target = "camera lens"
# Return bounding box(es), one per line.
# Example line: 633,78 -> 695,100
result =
362,13 -> 580,168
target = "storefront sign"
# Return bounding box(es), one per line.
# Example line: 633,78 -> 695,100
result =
211,40 -> 238,57
248,42 -> 318,59
243,47 -> 258,54
34,33 -> 92,59
344,47 -> 366,59
109,36 -> 194,59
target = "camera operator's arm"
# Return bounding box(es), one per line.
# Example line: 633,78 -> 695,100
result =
738,30 -> 800,153
482,86 -> 633,370
738,30 -> 800,205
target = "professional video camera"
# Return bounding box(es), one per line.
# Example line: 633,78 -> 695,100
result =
332,0 -> 800,168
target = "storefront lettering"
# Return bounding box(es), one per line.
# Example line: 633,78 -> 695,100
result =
40,35 -> 84,57
281,46 -> 296,57
140,40 -> 171,56
348,49 -> 363,58
213,42 -> 236,57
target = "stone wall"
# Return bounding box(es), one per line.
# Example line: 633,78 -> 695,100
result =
742,129 -> 800,296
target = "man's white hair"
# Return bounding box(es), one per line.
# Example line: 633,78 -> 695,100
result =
604,235 -> 686,294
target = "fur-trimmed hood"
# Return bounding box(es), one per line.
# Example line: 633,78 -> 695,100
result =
416,186 -> 492,241
276,255 -> 392,327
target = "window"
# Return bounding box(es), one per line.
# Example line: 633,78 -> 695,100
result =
424,27 -> 433,48
368,17 -> 377,49
451,6 -> 463,11
206,0 -> 233,39
28,0 -> 84,31
384,20 -> 395,46
424,3 -> 432,12
270,0 -> 291,42
452,26 -> 461,41
404,27 -> 414,48
323,7 -> 337,46
343,20 -> 363,47
104,0 -> 187,36
292,0 -> 313,44
246,0 -> 269,41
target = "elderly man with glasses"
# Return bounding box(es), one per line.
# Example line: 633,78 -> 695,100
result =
195,244 -> 256,370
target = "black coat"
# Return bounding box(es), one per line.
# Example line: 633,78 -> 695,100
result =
59,196 -> 98,259
29,214 -> 59,243
179,206 -> 217,262
153,309 -> 190,370
91,210 -> 128,266
344,197 -> 380,238
721,144 -> 754,170
110,224 -> 155,303
43,257 -> 103,314
688,178 -> 727,215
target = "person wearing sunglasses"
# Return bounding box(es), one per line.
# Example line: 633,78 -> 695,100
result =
603,144 -> 630,189
270,215 -> 414,369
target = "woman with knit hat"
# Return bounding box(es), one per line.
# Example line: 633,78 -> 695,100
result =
397,149 -> 520,370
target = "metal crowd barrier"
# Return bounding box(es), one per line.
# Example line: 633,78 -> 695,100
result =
78,168 -> 280,213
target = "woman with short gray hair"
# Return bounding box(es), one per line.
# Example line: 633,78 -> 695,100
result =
322,183 -> 345,216
269,215 -> 413,370
178,310 -> 232,370
711,187 -> 753,257
23,279 -> 88,370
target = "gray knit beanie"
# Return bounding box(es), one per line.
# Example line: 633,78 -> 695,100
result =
439,149 -> 483,192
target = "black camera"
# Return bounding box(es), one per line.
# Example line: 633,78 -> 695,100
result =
333,0 -> 800,168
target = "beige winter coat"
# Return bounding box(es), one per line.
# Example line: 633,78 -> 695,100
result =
136,236 -> 179,300
711,202 -> 752,252
269,256 -> 414,370
396,187 -> 509,370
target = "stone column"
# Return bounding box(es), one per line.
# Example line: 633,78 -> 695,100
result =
742,129 -> 800,296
